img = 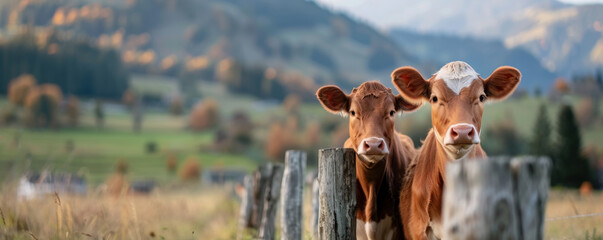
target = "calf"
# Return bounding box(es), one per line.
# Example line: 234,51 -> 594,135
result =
317,81 -> 419,240
392,61 -> 521,240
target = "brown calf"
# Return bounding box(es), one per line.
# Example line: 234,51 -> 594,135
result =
392,61 -> 521,240
317,81 -> 419,240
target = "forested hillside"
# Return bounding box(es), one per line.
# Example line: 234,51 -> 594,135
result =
0,0 -> 423,100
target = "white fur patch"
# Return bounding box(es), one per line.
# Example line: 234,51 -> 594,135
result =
429,220 -> 443,240
435,61 -> 479,95
366,221 -> 377,239
356,217 -> 394,240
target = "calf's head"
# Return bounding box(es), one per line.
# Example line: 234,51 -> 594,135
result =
391,61 -> 520,159
317,81 -> 419,164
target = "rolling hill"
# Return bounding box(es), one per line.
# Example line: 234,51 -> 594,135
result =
390,30 -> 556,91
0,0 -> 423,98
319,0 -> 603,78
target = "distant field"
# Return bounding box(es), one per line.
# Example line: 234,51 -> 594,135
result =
1,81 -> 602,187
0,127 -> 258,185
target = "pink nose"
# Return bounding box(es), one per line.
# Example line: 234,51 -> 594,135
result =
358,137 -> 389,155
449,125 -> 475,144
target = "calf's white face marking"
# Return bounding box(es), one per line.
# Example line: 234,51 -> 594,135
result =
435,61 -> 479,95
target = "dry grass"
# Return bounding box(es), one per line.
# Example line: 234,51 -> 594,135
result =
545,190 -> 603,239
1,184 -> 600,240
0,183 -> 239,240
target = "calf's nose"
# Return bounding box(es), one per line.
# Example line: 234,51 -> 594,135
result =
358,137 -> 389,155
444,124 -> 480,145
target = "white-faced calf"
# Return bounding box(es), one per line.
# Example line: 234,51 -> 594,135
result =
392,61 -> 521,240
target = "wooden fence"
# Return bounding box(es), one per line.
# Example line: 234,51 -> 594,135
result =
237,149 -> 551,240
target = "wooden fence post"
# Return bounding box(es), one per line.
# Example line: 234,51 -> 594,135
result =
280,150 -> 306,240
311,178 -> 319,238
511,157 -> 551,239
442,156 -> 551,240
317,148 -> 356,240
258,163 -> 284,240
251,164 -> 272,228
237,175 -> 253,240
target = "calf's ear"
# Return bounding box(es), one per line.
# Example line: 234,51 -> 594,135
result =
316,85 -> 349,114
484,66 -> 521,100
395,95 -> 420,112
391,67 -> 430,104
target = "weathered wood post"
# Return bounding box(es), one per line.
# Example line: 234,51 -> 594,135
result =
251,164 -> 272,228
442,156 -> 550,240
237,175 -> 253,240
258,163 -> 284,240
511,157 -> 551,239
280,150 -> 306,240
311,178 -> 319,238
318,148 -> 356,240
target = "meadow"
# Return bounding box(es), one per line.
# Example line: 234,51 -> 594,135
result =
0,185 -> 601,239
0,78 -> 602,239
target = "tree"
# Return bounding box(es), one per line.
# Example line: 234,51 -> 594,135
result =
8,74 -> 36,106
189,98 -> 219,131
24,84 -> 63,128
282,94 -> 300,116
180,156 -> 201,181
169,95 -> 183,116
65,95 -> 80,127
132,96 -> 143,133
575,98 -> 596,127
122,89 -> 136,109
530,104 -> 551,156
552,104 -> 593,187
94,99 -> 105,129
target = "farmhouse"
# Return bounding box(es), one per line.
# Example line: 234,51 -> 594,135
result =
17,171 -> 87,200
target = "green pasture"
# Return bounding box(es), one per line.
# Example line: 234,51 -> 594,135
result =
1,78 -> 602,187
0,127 -> 259,185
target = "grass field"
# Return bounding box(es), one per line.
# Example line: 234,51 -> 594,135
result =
0,185 -> 601,239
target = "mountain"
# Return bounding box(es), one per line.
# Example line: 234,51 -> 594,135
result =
0,0 -> 424,99
318,0 -> 603,78
390,30 -> 556,91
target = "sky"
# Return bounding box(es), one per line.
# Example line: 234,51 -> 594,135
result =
314,0 -> 603,30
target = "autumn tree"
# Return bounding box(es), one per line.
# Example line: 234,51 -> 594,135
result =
65,95 -> 80,127
8,74 -> 36,106
180,156 -> 202,181
575,98 -> 596,127
169,95 -> 183,116
189,98 -> 219,131
24,84 -> 63,128
282,94 -> 301,116
122,88 -> 136,109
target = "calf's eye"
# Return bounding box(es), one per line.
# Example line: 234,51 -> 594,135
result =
432,96 -> 438,103
479,94 -> 486,102
390,110 -> 395,117
350,110 -> 356,116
